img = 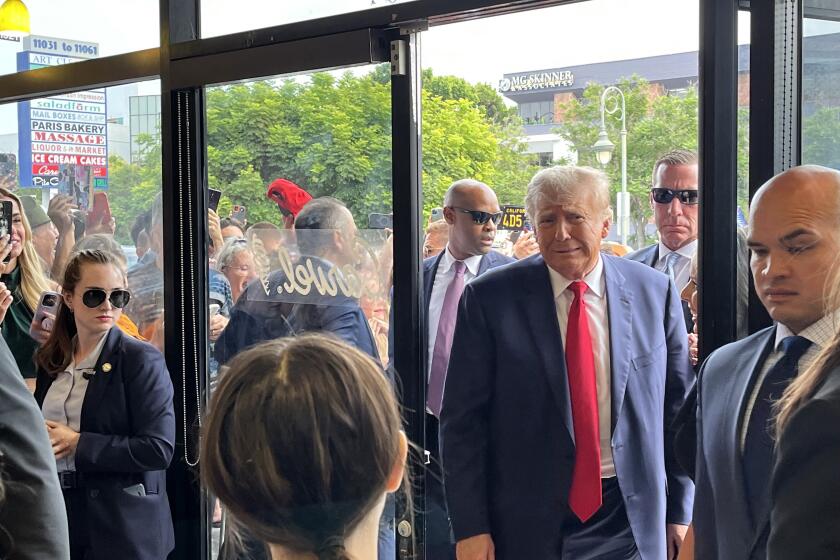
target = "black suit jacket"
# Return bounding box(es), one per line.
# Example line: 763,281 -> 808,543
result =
34,327 -> 176,560
694,326 -> 777,560
625,243 -> 694,332
767,365 -> 840,559
0,337 -> 69,560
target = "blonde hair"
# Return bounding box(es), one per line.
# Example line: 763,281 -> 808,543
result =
0,188 -> 53,311
524,166 -> 613,223
775,259 -> 840,435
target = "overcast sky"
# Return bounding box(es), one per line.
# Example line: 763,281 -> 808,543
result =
1,0 -> 837,133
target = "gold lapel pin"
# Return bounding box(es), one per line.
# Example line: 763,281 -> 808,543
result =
101,363 -> 112,373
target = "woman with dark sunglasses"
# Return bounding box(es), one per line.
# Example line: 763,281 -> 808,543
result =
33,249 -> 176,560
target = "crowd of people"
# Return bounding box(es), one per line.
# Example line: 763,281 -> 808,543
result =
2,152 -> 840,560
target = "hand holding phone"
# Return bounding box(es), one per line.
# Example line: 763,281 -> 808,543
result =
0,282 -> 12,325
0,200 -> 12,264
30,291 -> 61,339
208,189 -> 222,212
230,205 -> 247,225
86,192 -> 112,232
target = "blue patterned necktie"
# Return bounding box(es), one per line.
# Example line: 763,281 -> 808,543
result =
665,251 -> 681,284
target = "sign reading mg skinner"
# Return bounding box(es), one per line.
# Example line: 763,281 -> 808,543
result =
499,70 -> 575,93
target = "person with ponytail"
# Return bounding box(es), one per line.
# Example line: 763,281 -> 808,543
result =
33,249 -> 175,560
768,265 -> 840,559
0,187 -> 56,386
201,334 -> 408,560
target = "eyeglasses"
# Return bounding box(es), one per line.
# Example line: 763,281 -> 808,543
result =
450,207 -> 503,226
223,265 -> 252,273
82,289 -> 131,309
651,188 -> 699,206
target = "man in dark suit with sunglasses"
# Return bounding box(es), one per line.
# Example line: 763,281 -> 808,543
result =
421,179 -> 514,559
626,149 -> 698,332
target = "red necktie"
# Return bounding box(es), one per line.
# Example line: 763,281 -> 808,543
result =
566,280 -> 602,522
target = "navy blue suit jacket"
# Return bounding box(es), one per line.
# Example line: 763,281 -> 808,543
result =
694,326 -> 778,560
440,254 -> 694,560
34,327 -> 176,560
625,243 -> 694,332
216,255 -> 379,364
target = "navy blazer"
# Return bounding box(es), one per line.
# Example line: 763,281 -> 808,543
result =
440,254 -> 694,560
625,243 -> 694,332
34,327 -> 176,560
768,365 -> 840,559
216,255 -> 379,364
694,326 -> 777,560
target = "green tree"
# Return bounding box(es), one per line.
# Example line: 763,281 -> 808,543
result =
107,133 -> 161,244
206,66 -> 537,223
802,106 -> 840,170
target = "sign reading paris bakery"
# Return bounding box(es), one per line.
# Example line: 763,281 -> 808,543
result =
498,70 -> 575,93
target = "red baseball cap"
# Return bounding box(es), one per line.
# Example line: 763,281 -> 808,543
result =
266,178 -> 313,218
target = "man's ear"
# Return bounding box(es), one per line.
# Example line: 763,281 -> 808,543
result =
443,207 -> 456,226
385,431 -> 408,493
601,218 -> 612,239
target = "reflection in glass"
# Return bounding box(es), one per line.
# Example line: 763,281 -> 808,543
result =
801,17 -> 840,169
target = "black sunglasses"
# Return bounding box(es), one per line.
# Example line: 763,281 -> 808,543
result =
651,188 -> 699,205
82,289 -> 131,309
450,207 -> 503,226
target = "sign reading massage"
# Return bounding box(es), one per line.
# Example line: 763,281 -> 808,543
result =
16,35 -> 107,194
498,70 -> 575,93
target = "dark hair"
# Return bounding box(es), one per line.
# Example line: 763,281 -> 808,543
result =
201,334 -> 404,560
220,217 -> 245,234
294,198 -> 352,256
130,211 -> 151,245
34,250 -> 127,375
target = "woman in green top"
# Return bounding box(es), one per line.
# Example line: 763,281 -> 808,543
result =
0,188 -> 55,388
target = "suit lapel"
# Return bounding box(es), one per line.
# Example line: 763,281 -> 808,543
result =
727,328 -> 777,529
477,252 -> 492,276
602,257 -> 634,424
80,327 -> 122,431
423,253 -> 443,318
520,256 -> 575,444
641,245 -> 658,267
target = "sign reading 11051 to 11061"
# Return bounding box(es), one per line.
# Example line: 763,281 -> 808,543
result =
16,34 -> 107,204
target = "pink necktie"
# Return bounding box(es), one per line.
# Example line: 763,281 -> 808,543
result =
566,280 -> 602,522
427,260 -> 466,417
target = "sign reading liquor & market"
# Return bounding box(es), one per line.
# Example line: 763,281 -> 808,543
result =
16,35 -> 107,197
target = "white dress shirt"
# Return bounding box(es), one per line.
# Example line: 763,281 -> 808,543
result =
547,256 -> 615,478
739,311 -> 839,451
427,247 -> 483,378
41,332 -> 109,472
656,239 -> 697,292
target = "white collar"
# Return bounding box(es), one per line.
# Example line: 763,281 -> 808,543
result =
658,239 -> 698,262
547,254 -> 606,300
774,309 -> 840,351
440,246 -> 483,276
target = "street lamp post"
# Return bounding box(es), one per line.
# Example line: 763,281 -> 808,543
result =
592,86 -> 629,246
